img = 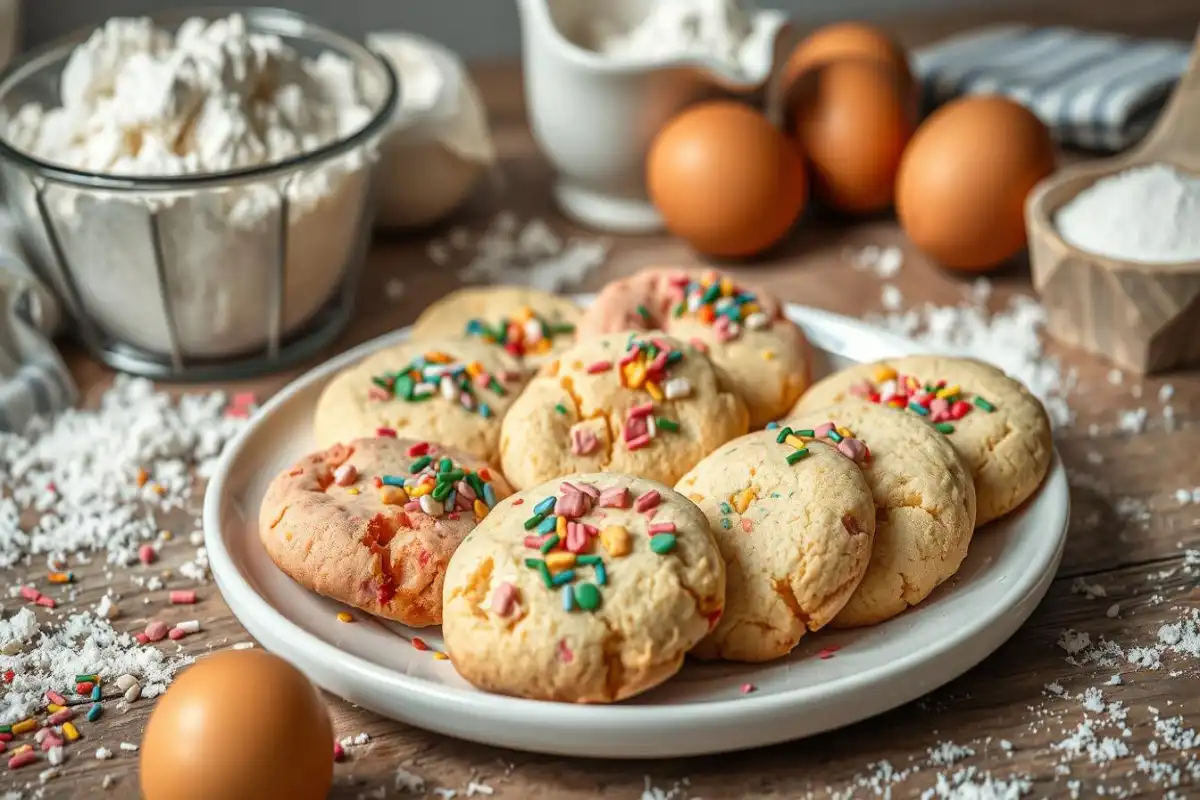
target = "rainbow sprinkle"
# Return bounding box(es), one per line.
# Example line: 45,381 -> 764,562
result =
349,442 -> 500,522
778,422 -> 869,465
370,351 -> 512,419
668,272 -> 770,343
848,367 -> 998,428
616,335 -> 688,451
465,306 -> 575,357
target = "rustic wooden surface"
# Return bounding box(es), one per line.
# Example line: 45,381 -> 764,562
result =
5,3 -> 1200,798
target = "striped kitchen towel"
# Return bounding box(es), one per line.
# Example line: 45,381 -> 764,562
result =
0,208 -> 75,434
913,25 -> 1193,152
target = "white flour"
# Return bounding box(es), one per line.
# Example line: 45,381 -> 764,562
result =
4,13 -> 382,358
592,0 -> 756,73
1054,164 -> 1200,264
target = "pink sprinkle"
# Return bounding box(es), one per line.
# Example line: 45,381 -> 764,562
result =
40,734 -> 62,752
741,518 -> 753,533
168,627 -> 187,641
458,392 -> 475,410
403,500 -> 420,512
565,523 -> 588,553
716,326 -> 736,343
513,498 -> 524,506
618,349 -> 640,367
713,316 -> 730,333
375,427 -> 397,438
813,422 -> 835,439
367,386 -> 390,402
490,582 -> 519,617
523,535 -> 545,549
643,508 -> 658,521
556,491 -> 589,519
333,740 -> 346,762
407,441 -> 430,457
34,596 -> 55,609
576,483 -> 599,499
448,512 -> 460,520
586,360 -> 612,374
556,639 -> 574,663
626,433 -> 651,451
7,751 -> 36,769
648,522 -> 676,534
18,586 -> 39,602
475,372 -> 491,388
170,590 -> 197,605
46,708 -> 74,725
634,490 -> 661,513
668,273 -> 690,288
583,524 -> 599,536
689,337 -> 708,353
818,646 -> 841,660
45,690 -> 66,706
837,438 -> 867,463
740,683 -> 756,695
648,352 -> 668,374
559,481 -> 580,495
145,620 -> 169,642
629,402 -> 655,418
623,415 -> 648,442
138,544 -> 157,565
570,425 -> 597,456
135,633 -> 150,645
333,463 -> 358,486
848,380 -> 873,398
651,338 -> 672,351
232,391 -> 256,408
598,487 -> 629,508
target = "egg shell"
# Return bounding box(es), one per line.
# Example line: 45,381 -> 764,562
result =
140,650 -> 333,800
647,101 -> 807,258
788,60 -> 915,215
782,22 -> 915,102
896,96 -> 1056,271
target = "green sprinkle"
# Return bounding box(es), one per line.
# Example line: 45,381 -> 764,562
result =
524,513 -> 546,530
575,582 -> 601,611
650,533 -> 677,554
720,518 -> 731,529
394,374 -> 415,399
488,377 -> 506,396
655,417 -> 680,433
701,283 -> 720,304
827,429 -> 843,443
438,458 -> 452,473
74,674 -> 98,683
719,502 -> 732,514
667,350 -> 683,364
525,558 -> 553,588
795,429 -> 814,437
935,422 -> 955,434
539,534 -> 560,554
786,448 -> 809,465
549,323 -> 576,335
551,569 -> 576,586
409,455 -> 432,473
673,302 -> 686,318
432,482 -> 452,501
636,304 -> 651,321
555,403 -> 568,415
576,555 -> 602,565
775,426 -> 793,444
974,396 -> 996,412
371,376 -> 392,390
0,725 -> 11,734
465,472 -> 485,496
438,469 -> 465,482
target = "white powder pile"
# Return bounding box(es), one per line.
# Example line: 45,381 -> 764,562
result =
1054,164 -> 1200,264
3,13 -> 381,358
0,375 -> 245,567
869,279 -> 1075,428
429,213 -> 608,293
0,609 -> 189,724
594,0 -> 755,72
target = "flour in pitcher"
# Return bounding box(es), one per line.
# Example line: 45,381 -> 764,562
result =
592,0 -> 757,72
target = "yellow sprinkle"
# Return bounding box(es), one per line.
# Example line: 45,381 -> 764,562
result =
761,350 -> 776,361
151,483 -> 166,496
836,426 -> 854,439
425,351 -> 452,364
531,338 -> 552,354
545,552 -> 576,573
742,302 -> 760,316
720,277 -> 734,296
347,487 -> 360,495
785,434 -> 806,449
62,722 -> 80,742
380,485 -> 407,505
161,530 -> 173,541
473,499 -> 489,520
600,526 -> 631,558
688,493 -> 706,503
556,514 -> 567,536
46,704 -> 64,713
645,381 -> 664,401
731,488 -> 757,514
10,744 -> 31,756
11,718 -> 36,735
337,612 -> 354,623
936,385 -> 961,399
873,366 -> 897,382
906,376 -> 920,392
514,306 -> 534,323
433,652 -> 450,661
408,482 -> 432,498
465,361 -> 483,378
625,362 -> 647,389
284,531 -> 293,542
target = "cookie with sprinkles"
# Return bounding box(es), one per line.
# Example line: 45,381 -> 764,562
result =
793,355 -> 1052,525
676,431 -> 875,662
259,436 -> 512,626
313,337 -> 527,464
577,266 -> 811,428
411,286 -> 581,364
441,473 -> 724,702
783,401 -> 977,628
498,330 -> 748,489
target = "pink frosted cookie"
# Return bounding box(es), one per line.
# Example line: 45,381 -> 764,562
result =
578,267 -> 810,428
259,436 -> 512,626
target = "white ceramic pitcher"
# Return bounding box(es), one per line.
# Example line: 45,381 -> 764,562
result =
516,0 -> 791,233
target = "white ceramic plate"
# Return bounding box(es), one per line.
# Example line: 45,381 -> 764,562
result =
203,300 -> 1068,758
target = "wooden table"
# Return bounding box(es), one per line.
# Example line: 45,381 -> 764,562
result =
8,5 -> 1200,798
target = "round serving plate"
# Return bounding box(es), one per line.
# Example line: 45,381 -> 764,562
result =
203,297 -> 1069,758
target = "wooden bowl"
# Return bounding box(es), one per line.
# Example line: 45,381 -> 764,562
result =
1026,27 -> 1200,374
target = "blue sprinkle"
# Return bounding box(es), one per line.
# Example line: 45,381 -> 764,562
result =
483,483 -> 497,508
719,502 -> 732,514
445,490 -> 457,510
465,319 -> 484,334
479,404 -> 493,418
534,496 -> 557,515
91,685 -> 102,702
720,518 -> 731,529
765,421 -> 779,430
381,475 -> 406,487
562,585 -> 575,611
86,703 -> 102,722
667,350 -> 683,363
551,569 -> 575,586
595,563 -> 607,586
908,401 -> 929,416
537,515 -> 557,534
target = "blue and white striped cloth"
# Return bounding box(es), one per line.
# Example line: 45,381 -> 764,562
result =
913,26 -> 1192,152
0,210 -> 75,434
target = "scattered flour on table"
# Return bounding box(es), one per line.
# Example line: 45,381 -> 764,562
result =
428,212 -> 608,292
848,244 -> 904,279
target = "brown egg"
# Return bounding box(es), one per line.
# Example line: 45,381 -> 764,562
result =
896,96 -> 1056,272
647,100 -> 807,258
140,650 -> 333,800
783,22 -> 915,101
789,60 -> 915,214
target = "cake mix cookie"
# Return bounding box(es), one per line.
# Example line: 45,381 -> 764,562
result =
793,355 -> 1051,525
676,431 -> 875,661
577,267 -> 810,428
411,286 -> 582,364
783,402 -> 976,628
259,436 -> 512,626
314,338 -> 527,464
441,473 -> 724,702
498,331 -> 748,489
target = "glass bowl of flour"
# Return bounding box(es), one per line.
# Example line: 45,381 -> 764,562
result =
0,8 -> 397,378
